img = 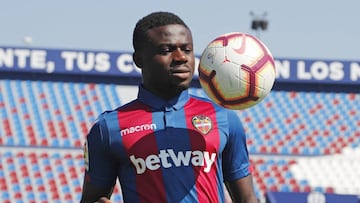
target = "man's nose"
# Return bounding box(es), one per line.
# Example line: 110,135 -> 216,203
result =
173,48 -> 187,61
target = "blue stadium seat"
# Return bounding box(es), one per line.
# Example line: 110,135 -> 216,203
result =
1,79 -> 360,201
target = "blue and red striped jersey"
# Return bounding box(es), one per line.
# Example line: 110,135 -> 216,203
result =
84,85 -> 251,203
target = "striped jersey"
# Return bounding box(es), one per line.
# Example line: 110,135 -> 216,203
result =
84,85 -> 251,203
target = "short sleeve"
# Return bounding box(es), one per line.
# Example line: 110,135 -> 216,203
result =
84,116 -> 118,188
222,110 -> 251,181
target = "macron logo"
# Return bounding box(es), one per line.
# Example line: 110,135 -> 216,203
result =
130,149 -> 217,174
121,123 -> 157,136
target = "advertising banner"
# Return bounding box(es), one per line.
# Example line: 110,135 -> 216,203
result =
1,46 -> 360,85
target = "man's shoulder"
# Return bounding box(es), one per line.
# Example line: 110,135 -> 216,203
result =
96,99 -> 141,119
189,94 -> 232,112
189,94 -> 214,105
115,98 -> 143,111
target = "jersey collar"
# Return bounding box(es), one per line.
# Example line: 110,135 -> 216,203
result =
137,85 -> 189,111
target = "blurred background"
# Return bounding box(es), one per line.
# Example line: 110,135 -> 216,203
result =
0,0 -> 359,202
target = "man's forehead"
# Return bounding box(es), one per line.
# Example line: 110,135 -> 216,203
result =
147,24 -> 191,38
147,27 -> 191,46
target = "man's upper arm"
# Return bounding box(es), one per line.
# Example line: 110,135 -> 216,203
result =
80,180 -> 114,203
223,110 -> 258,202
225,175 -> 258,203
222,110 -> 251,181
80,116 -> 118,202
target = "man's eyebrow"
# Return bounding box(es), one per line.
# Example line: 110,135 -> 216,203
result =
159,42 -> 193,47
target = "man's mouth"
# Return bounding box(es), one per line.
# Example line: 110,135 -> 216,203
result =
171,68 -> 191,79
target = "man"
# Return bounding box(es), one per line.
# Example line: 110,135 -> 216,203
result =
80,11 -> 258,203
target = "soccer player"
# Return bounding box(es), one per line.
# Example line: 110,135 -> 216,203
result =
80,11 -> 258,203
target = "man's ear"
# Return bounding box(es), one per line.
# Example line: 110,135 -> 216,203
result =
133,52 -> 143,69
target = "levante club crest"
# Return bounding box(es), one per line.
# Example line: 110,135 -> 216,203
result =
191,115 -> 212,135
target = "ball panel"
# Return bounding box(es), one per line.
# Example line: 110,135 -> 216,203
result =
198,32 -> 276,110
255,62 -> 276,93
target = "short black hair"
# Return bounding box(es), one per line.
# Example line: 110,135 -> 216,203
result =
132,11 -> 189,52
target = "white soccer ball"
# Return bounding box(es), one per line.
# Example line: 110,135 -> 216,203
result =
198,32 -> 276,110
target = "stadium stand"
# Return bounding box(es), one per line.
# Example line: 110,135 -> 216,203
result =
1,78 -> 359,202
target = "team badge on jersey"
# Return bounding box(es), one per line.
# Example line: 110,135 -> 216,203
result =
192,115 -> 212,134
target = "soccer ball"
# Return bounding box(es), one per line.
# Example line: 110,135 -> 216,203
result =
198,32 -> 276,110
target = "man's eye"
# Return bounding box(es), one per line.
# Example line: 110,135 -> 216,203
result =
183,47 -> 193,53
181,45 -> 193,53
157,45 -> 192,55
158,47 -> 173,54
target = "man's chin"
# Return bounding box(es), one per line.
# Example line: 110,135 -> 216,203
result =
173,82 -> 190,93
